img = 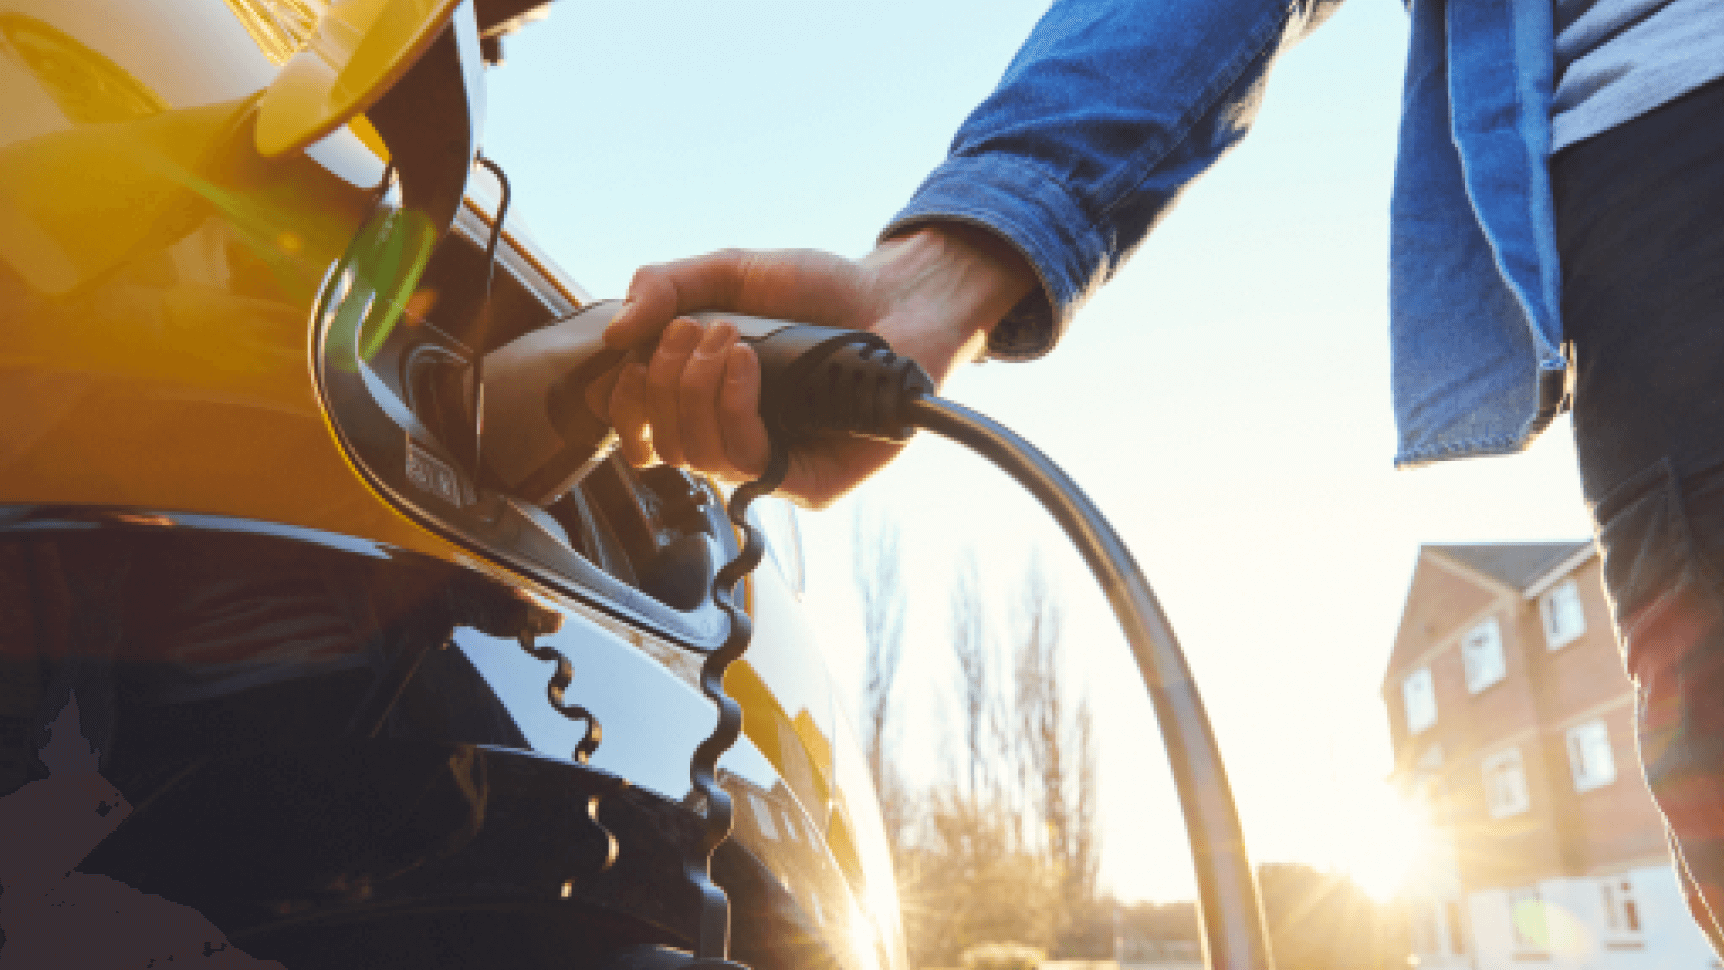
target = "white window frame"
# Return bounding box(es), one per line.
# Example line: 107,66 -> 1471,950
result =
1412,897 -> 1467,957
1410,899 -> 1441,956
1483,747 -> 1529,818
1541,579 -> 1587,650
1443,896 -> 1468,956
1567,719 -> 1616,792
1462,617 -> 1506,694
1403,667 -> 1437,734
1601,876 -> 1642,938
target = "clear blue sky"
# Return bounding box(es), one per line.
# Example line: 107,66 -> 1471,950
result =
482,0 -> 1595,902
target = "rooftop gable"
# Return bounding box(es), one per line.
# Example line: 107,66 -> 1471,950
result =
1379,541 -> 1590,695
1427,542 -> 1591,595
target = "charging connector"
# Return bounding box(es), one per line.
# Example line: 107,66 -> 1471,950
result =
699,318 -> 934,445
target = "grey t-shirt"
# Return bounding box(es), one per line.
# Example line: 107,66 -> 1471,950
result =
1553,0 -> 1724,152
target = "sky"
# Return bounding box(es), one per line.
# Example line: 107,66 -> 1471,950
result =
480,0 -> 1597,902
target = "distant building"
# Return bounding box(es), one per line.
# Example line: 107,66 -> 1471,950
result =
1382,543 -> 1719,970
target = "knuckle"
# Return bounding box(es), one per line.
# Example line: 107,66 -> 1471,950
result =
679,365 -> 715,395
610,381 -> 639,413
718,390 -> 753,417
647,363 -> 681,393
628,263 -> 666,290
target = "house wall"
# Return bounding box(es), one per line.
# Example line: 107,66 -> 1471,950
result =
1519,560 -> 1669,874
1387,548 -> 1720,970
1401,555 -> 1567,890
1547,702 -> 1667,874
1450,722 -> 1568,891
1465,866 -> 1717,970
1527,560 -> 1621,718
1385,558 -> 1497,757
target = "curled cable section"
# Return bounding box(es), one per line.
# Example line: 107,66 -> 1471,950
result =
517,630 -> 603,763
683,445 -> 791,965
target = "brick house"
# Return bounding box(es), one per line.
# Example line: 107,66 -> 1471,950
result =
1382,543 -> 1718,970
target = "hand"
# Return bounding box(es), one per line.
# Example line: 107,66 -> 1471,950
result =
591,225 -> 1036,507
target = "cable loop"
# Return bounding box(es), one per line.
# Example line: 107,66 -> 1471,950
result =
516,628 -> 602,763
683,444 -> 791,963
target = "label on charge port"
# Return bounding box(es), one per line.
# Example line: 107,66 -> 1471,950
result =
406,440 -> 465,507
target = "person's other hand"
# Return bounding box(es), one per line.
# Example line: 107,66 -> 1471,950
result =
591,224 -> 1035,507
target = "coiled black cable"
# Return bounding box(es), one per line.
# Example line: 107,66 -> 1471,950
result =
517,629 -> 603,763
681,446 -> 792,968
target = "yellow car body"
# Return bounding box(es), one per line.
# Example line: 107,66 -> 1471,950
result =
0,2 -> 902,968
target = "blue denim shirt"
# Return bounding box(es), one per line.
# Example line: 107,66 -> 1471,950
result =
884,0 -> 1568,468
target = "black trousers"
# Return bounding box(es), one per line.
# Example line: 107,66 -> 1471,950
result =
1558,77 -> 1724,953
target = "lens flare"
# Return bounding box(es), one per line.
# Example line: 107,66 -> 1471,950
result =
1329,785 -> 1438,901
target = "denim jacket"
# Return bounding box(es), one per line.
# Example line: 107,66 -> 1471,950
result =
884,0 -> 1568,468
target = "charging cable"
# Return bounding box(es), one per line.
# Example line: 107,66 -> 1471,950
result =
905,394 -> 1271,970
687,326 -> 1274,970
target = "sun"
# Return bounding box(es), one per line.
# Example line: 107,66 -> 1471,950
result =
1328,786 -> 1439,901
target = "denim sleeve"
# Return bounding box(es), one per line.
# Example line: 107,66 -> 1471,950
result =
883,0 -> 1344,359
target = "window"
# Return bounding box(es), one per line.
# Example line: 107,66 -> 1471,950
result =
1445,898 -> 1468,955
1462,617 -> 1505,693
1403,667 -> 1437,734
1542,579 -> 1587,649
1567,719 -> 1617,791
1509,888 -> 1548,953
1601,877 -> 1641,937
1413,897 -> 1469,957
1410,900 -> 1440,955
1483,748 -> 1529,817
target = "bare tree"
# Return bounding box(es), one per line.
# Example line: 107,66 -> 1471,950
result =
1013,561 -> 1063,857
1069,693 -> 1100,901
896,554 -> 1103,965
854,507 -> 909,851
1011,560 -> 1099,906
949,558 -> 1011,809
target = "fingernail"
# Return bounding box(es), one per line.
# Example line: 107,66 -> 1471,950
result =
696,321 -> 734,357
665,318 -> 700,351
725,344 -> 756,381
601,301 -> 634,348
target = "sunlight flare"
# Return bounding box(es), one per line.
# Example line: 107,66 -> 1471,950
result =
1322,785 -> 1437,901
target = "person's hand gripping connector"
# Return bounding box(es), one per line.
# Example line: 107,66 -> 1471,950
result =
479,300 -> 933,507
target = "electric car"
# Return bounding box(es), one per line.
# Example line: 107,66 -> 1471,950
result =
0,2 -> 904,968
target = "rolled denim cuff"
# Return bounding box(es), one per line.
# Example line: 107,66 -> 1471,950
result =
881,155 -> 1105,362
